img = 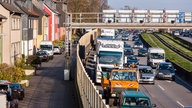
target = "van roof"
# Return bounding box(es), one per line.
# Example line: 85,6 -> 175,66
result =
122,90 -> 150,98
148,48 -> 165,53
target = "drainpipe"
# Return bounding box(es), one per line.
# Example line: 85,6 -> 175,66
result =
10,11 -> 15,66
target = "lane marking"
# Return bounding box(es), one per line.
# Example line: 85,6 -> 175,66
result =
176,101 -> 184,108
158,85 -> 165,91
166,80 -> 171,83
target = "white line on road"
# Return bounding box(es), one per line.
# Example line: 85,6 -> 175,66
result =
158,85 -> 165,91
176,101 -> 184,108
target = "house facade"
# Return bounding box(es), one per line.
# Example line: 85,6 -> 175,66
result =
32,0 -> 49,48
14,0 -> 39,57
44,0 -> 59,41
0,14 -> 7,64
0,2 -> 22,65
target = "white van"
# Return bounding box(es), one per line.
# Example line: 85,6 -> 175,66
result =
147,48 -> 165,68
40,41 -> 54,59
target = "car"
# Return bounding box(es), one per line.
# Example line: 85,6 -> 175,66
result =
132,35 -> 140,41
119,90 -> 156,108
10,83 -> 25,100
133,41 -> 143,49
122,35 -> 129,41
138,47 -> 148,57
36,51 -> 49,62
139,66 -> 155,84
53,46 -> 62,54
0,80 -> 12,100
124,47 -> 134,56
124,43 -> 131,48
155,62 -> 176,81
126,55 -> 139,65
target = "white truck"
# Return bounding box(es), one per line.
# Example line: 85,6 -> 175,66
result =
100,29 -> 115,39
40,40 -> 54,59
147,48 -> 165,68
95,38 -> 124,83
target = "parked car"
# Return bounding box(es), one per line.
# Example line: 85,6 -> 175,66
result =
124,47 -> 134,56
132,35 -> 140,41
36,51 -> 49,62
138,47 -> 148,57
133,41 -> 143,49
0,80 -> 12,100
53,46 -> 62,54
155,62 -> 176,81
139,66 -> 155,84
122,35 -> 129,41
126,55 -> 139,65
10,83 -> 24,100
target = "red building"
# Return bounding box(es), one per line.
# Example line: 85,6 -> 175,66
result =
43,3 -> 59,41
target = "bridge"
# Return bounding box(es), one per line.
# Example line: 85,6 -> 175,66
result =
64,12 -> 192,29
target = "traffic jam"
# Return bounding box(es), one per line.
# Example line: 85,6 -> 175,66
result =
84,28 -> 192,108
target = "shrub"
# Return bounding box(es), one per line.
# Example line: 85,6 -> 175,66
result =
0,63 -> 25,82
53,40 -> 63,48
26,55 -> 41,66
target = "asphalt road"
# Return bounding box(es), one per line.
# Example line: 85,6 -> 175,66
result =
178,35 -> 192,43
19,51 -> 78,108
94,33 -> 192,108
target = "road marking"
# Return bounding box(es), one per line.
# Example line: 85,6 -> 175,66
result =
158,85 -> 165,91
166,80 -> 171,83
176,101 -> 184,108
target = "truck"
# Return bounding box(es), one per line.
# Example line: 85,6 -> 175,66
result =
119,90 -> 156,108
40,40 -> 54,59
95,38 -> 124,84
100,29 -> 115,39
102,66 -> 140,106
147,48 -> 165,68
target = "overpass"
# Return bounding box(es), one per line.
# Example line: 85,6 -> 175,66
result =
64,12 -> 192,29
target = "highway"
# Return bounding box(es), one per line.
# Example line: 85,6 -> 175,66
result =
93,33 -> 192,108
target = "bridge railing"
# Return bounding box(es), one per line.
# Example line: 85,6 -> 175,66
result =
76,29 -> 109,108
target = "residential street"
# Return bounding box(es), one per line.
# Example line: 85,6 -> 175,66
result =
19,48 -> 78,108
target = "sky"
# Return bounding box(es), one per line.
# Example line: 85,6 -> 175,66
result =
108,0 -> 192,12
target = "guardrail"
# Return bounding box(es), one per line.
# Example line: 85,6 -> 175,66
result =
76,29 -> 109,108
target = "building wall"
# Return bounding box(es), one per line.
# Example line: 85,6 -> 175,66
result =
0,5 -> 11,65
44,4 -> 53,41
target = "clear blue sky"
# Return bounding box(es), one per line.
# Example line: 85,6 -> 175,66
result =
108,0 -> 192,12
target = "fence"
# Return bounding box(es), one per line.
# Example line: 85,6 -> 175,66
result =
76,29 -> 109,108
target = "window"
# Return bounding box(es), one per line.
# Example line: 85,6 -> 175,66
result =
12,17 -> 20,30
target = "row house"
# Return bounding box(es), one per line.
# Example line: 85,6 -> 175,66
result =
43,0 -> 60,41
32,0 -> 50,49
14,0 -> 39,56
0,14 -> 6,64
0,0 -> 68,65
0,1 -> 22,65
55,1 -> 67,40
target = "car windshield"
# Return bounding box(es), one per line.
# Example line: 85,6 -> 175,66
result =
123,97 -> 150,107
150,53 -> 164,59
128,56 -> 137,60
111,72 -> 137,81
36,51 -> 46,56
10,84 -> 20,89
139,48 -> 147,52
40,45 -> 52,50
139,68 -> 153,74
0,85 -> 8,90
135,42 -> 142,45
124,48 -> 133,53
159,63 -> 173,70
99,51 -> 123,64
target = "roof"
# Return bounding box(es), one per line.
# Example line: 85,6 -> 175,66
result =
33,4 -> 50,17
0,2 -> 22,14
122,90 -> 150,98
16,4 -> 39,17
0,14 -> 7,19
44,3 -> 60,15
148,47 -> 165,53
139,65 -> 152,69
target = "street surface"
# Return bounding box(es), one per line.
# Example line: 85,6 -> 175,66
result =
19,50 -> 78,108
